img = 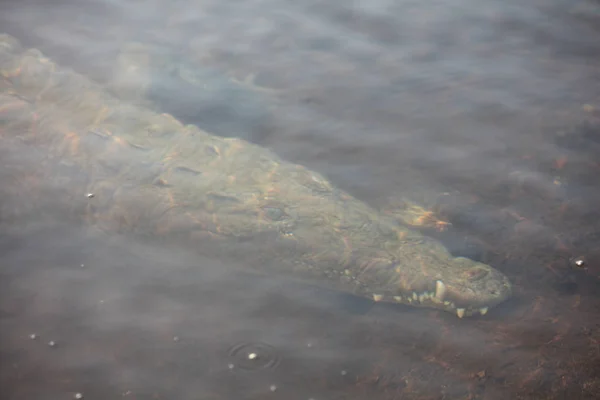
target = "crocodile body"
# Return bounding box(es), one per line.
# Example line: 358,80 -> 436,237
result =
0,34 -> 512,318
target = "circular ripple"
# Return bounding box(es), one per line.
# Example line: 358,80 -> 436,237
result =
227,342 -> 281,371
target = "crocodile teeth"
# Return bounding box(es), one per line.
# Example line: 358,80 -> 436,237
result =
479,307 -> 488,315
435,280 -> 446,301
456,308 -> 465,318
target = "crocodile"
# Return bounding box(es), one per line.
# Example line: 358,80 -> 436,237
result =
0,34 -> 512,318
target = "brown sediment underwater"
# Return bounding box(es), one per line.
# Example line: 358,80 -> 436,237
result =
0,33 -> 511,318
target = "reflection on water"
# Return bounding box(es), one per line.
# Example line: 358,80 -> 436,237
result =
1,0 -> 600,399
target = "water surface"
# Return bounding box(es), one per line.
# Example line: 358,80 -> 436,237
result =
1,0 -> 600,399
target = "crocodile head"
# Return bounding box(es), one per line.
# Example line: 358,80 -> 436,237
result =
356,241 -> 512,318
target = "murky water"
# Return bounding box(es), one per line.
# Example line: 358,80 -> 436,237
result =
1,0 -> 600,399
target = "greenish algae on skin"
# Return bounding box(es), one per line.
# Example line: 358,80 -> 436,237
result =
0,33 -> 512,318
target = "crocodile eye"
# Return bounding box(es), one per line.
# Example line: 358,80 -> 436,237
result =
464,268 -> 489,281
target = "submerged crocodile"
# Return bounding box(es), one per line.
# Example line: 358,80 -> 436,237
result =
0,34 -> 512,318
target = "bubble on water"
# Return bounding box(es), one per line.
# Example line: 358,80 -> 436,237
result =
227,342 -> 280,371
